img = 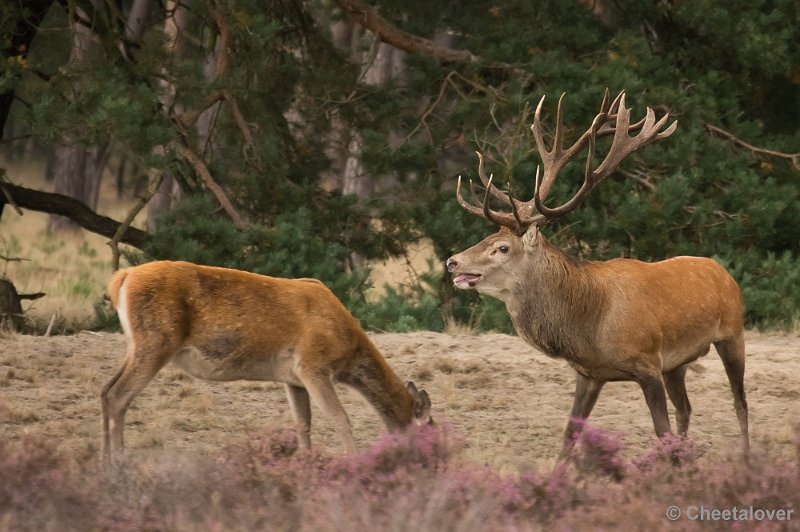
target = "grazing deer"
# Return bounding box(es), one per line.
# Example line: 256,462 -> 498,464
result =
101,260 -> 432,458
447,90 -> 749,458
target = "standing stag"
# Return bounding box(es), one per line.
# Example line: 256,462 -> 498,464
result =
447,90 -> 749,458
101,261 -> 432,459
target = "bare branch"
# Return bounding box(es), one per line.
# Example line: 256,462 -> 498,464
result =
223,90 -> 260,166
108,170 -> 165,271
0,182 -> 151,248
0,254 -> 29,263
617,168 -> 656,192
335,0 -> 480,65
706,124 -> 800,171
175,142 -> 247,230
175,90 -> 225,130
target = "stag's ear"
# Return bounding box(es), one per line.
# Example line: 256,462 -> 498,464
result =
521,225 -> 541,249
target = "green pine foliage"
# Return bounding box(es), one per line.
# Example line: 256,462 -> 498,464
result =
142,195 -> 373,312
6,0 -> 800,331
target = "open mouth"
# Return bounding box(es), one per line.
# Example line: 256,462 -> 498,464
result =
453,273 -> 482,288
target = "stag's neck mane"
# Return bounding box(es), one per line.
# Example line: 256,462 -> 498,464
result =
505,237 -> 608,360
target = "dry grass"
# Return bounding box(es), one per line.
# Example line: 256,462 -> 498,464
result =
1,329 -> 795,471
366,239 -> 439,302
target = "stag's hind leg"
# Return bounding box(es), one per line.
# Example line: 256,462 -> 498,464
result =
101,340 -> 172,459
664,365 -> 691,435
714,332 -> 750,454
636,371 -> 672,438
285,384 -> 312,450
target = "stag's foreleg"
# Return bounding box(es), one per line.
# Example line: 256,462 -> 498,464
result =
559,373 -> 605,460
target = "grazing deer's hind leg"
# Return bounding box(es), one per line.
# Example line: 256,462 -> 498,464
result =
714,333 -> 750,454
297,369 -> 356,452
559,373 -> 604,460
285,384 -> 312,450
100,341 -> 171,458
101,360 -> 128,458
664,365 -> 691,434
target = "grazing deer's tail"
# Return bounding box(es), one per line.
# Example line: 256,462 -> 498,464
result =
107,269 -> 129,310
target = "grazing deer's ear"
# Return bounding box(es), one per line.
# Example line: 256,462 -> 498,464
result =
407,381 -> 432,420
522,226 -> 540,249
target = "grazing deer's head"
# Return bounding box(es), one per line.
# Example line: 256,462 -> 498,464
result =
407,381 -> 434,425
446,90 -> 677,300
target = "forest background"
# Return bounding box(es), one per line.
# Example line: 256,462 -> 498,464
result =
2,0 -> 799,334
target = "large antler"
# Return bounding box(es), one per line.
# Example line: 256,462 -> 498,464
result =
456,89 -> 677,235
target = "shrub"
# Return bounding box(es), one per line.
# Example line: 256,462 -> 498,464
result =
5,423 -> 800,530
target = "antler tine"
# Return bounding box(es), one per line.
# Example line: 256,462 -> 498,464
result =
530,94 -> 570,202
599,87 -> 611,115
531,94 -> 548,157
654,114 -> 678,140
468,178 -> 482,204
534,111 -> 603,219
476,151 -> 513,206
455,90 -> 676,231
481,175 -> 524,229
593,95 -> 676,181
506,180 -> 525,229
455,175 -> 525,232
553,93 -> 566,153
608,90 -> 625,114
456,176 -> 484,219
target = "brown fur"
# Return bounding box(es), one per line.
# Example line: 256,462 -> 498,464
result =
101,260 -> 431,459
448,226 -> 749,458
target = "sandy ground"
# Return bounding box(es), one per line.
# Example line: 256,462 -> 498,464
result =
0,330 -> 796,471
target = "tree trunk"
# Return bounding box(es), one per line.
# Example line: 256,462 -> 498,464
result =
49,137 -> 89,233
146,0 -> 188,228
0,279 -> 24,332
48,5 -> 96,234
126,0 -> 153,41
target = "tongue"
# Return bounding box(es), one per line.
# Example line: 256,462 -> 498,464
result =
454,274 -> 480,285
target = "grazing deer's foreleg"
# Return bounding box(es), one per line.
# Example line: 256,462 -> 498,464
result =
663,365 -> 691,434
298,370 -> 356,452
559,373 -> 605,460
636,372 -> 672,437
714,333 -> 750,454
100,343 -> 171,458
285,384 -> 312,450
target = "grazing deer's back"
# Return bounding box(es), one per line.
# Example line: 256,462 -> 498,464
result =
109,261 -> 361,354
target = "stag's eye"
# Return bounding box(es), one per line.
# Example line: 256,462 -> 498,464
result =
498,245 -> 509,254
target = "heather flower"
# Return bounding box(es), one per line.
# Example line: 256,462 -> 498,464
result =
569,418 -> 627,481
633,433 -> 697,470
